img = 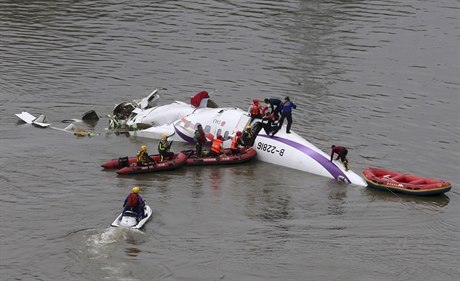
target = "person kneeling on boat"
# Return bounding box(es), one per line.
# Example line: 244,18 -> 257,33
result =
136,145 -> 155,166
230,131 -> 244,155
158,134 -> 174,162
123,186 -> 145,219
207,135 -> 224,158
330,145 -> 349,171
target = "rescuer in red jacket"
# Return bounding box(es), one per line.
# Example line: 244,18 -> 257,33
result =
330,145 -> 349,171
123,186 -> 145,218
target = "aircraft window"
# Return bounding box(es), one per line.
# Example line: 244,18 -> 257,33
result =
217,129 -> 222,136
224,131 -> 229,139
185,121 -> 191,128
204,125 -> 211,133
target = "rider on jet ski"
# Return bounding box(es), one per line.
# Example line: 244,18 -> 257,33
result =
122,187 -> 145,219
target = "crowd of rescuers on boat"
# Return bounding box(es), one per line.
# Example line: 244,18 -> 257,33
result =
134,95 -> 351,171
134,125 -> 253,166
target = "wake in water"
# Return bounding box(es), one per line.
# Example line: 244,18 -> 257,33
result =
80,228 -> 149,281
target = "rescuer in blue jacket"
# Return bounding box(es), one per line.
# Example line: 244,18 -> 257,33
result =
275,96 -> 297,135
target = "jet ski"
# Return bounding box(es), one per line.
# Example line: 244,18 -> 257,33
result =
111,205 -> 152,229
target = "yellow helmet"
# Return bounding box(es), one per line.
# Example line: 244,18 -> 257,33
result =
245,125 -> 252,130
140,145 -> 147,151
161,133 -> 168,140
132,186 -> 140,194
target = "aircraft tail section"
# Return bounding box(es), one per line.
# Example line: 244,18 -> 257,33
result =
34,114 -> 47,124
32,114 -> 50,128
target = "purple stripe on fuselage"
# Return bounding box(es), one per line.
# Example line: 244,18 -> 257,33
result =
174,125 -> 195,143
174,125 -> 227,146
258,135 -> 351,183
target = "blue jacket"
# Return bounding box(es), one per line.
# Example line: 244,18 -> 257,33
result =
281,101 -> 297,113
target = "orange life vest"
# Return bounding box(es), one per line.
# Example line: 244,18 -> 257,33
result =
211,138 -> 223,154
231,135 -> 240,150
251,102 -> 261,115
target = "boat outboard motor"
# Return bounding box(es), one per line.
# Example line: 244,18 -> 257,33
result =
118,156 -> 130,168
119,210 -> 139,227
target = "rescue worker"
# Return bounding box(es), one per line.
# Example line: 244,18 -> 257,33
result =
158,134 -> 174,161
264,98 -> 282,118
122,186 -> 145,219
248,99 -> 263,122
241,125 -> 254,146
330,145 -> 349,171
193,123 -> 206,157
230,131 -> 244,154
136,145 -> 155,166
277,96 -> 297,134
261,112 -> 279,136
207,135 -> 224,157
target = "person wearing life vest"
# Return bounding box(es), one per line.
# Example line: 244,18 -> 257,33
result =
330,145 -> 349,171
123,186 -> 145,218
230,131 -> 244,154
193,123 -> 206,157
207,135 -> 224,157
136,145 -> 155,166
158,134 -> 174,161
241,125 -> 254,147
248,99 -> 262,123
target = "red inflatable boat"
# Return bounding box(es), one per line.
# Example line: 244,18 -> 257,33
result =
362,167 -> 451,196
101,152 -> 187,175
183,147 -> 257,166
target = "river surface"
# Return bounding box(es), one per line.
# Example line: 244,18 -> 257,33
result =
1,1 -> 459,280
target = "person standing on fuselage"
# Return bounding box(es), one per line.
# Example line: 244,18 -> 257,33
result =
276,96 -> 297,134
264,98 -> 282,118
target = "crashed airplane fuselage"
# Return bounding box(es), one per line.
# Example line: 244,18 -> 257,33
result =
108,90 -> 367,186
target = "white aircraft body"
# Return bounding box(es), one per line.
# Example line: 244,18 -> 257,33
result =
111,90 -> 366,186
